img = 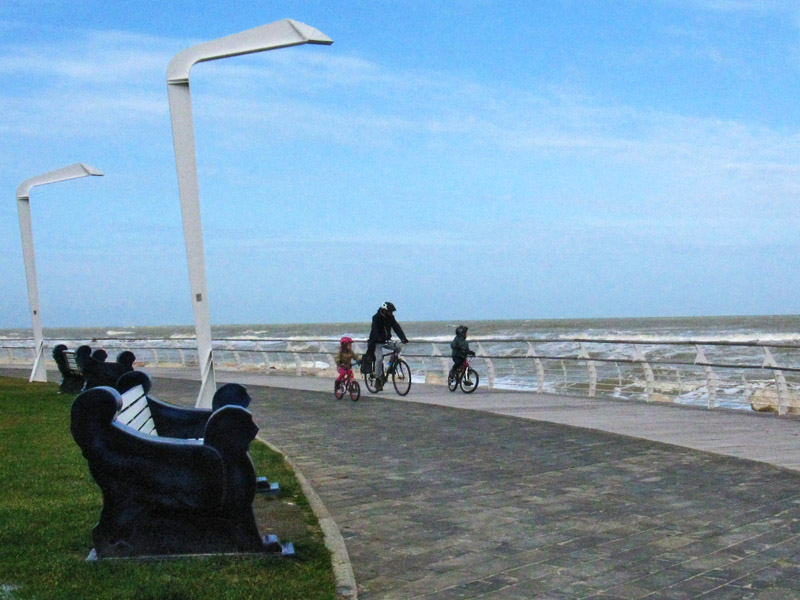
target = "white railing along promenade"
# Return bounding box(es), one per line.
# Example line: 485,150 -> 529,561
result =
3,336 -> 800,415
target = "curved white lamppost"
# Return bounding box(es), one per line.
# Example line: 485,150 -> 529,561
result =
16,163 -> 104,382
167,19 -> 333,408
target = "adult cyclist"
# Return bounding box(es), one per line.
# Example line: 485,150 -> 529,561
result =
367,301 -> 409,391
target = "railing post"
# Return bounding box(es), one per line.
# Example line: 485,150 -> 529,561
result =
287,343 -> 302,376
633,344 -> 655,401
763,346 -> 789,416
694,345 -> 717,409
320,342 -> 336,373
475,342 -> 495,389
226,340 -> 242,371
578,342 -> 597,397
527,343 -> 545,393
258,341 -> 271,374
431,344 -> 450,383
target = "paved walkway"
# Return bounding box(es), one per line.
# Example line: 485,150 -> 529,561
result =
144,370 -> 800,599
151,369 -> 800,472
7,367 -> 800,598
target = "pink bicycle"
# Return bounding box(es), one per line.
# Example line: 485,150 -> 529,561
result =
334,367 -> 361,402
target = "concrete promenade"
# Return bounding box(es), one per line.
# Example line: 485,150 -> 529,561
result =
8,367 -> 800,598
154,369 -> 800,599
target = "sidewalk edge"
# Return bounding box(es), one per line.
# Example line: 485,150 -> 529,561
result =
258,436 -> 358,600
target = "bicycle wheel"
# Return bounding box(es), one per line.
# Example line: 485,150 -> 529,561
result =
447,369 -> 458,392
364,372 -> 379,393
334,380 -> 345,399
460,368 -> 479,394
392,359 -> 412,396
349,380 -> 361,402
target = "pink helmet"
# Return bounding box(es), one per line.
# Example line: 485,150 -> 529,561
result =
340,336 -> 353,345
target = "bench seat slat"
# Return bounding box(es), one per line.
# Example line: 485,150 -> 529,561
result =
118,396 -> 148,422
63,351 -> 81,374
120,386 -> 145,411
126,409 -> 157,435
137,419 -> 158,436
118,385 -> 158,436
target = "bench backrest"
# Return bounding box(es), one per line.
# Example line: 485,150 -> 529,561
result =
63,351 -> 81,374
118,385 -> 158,436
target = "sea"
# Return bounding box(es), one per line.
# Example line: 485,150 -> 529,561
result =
2,314 -> 800,349
2,314 -> 800,345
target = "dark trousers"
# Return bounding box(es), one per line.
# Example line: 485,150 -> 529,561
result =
451,357 -> 465,374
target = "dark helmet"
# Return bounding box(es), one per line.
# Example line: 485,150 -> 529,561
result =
455,325 -> 468,337
381,301 -> 397,313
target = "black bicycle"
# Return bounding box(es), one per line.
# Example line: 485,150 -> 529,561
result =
364,344 -> 412,396
448,357 -> 479,393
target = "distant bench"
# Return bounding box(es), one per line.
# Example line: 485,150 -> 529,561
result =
53,344 -> 136,394
71,374 -> 289,559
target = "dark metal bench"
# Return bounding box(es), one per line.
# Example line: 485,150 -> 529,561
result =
52,345 -> 84,393
70,379 -> 291,559
53,344 -> 136,394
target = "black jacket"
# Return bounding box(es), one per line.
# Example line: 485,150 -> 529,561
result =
367,310 -> 408,353
450,333 -> 473,360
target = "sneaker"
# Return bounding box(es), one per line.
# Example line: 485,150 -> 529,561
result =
374,379 -> 383,392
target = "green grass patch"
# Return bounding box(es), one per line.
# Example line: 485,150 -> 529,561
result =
0,377 -> 335,600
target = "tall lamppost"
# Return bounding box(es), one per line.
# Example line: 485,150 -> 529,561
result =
16,163 -> 104,382
167,19 -> 333,408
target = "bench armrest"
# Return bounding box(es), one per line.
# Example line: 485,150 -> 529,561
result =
147,395 -> 212,439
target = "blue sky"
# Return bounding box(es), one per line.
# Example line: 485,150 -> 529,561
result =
1,0 -> 799,328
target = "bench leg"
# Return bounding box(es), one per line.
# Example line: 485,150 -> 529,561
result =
256,476 -> 280,495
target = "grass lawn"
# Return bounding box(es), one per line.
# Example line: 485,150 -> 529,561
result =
0,376 -> 336,600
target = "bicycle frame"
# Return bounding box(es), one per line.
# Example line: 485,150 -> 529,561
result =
365,341 -> 411,396
449,355 -> 479,393
455,357 -> 471,376
377,341 -> 403,374
338,368 -> 356,385
335,366 -> 361,401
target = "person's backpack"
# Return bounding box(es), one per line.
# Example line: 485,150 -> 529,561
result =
360,353 -> 374,374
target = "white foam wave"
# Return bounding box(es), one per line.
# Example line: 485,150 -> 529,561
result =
575,332 -> 800,345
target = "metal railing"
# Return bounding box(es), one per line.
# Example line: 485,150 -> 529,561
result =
3,336 -> 800,415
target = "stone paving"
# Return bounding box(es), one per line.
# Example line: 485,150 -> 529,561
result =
150,376 -> 800,599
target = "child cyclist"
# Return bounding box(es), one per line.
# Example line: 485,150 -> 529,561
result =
449,325 -> 476,379
335,337 -> 360,392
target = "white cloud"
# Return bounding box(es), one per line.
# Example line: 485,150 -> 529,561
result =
2,25 -> 799,260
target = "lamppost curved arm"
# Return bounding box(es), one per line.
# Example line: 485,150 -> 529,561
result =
167,19 -> 333,408
16,163 -> 103,382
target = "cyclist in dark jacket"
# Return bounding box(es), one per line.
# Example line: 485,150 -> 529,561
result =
450,325 -> 475,378
367,301 -> 408,390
